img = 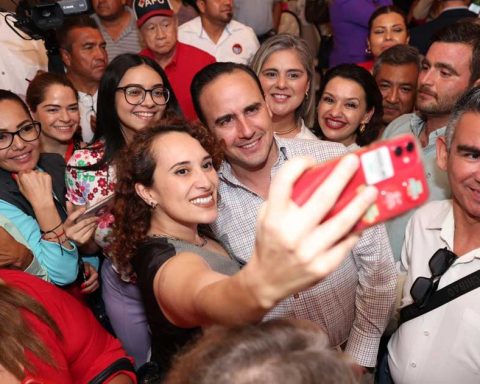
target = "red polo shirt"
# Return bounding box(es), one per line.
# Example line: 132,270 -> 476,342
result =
140,42 -> 216,120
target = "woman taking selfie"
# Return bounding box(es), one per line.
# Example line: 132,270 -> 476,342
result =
65,53 -> 181,366
251,34 -> 317,139
0,90 -> 99,288
317,64 -> 383,150
112,118 -> 379,377
26,72 -> 83,162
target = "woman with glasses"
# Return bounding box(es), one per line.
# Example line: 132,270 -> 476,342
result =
65,53 -> 181,367
0,89 -> 100,288
26,72 -> 83,162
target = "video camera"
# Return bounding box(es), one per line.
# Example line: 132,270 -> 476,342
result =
14,0 -> 89,40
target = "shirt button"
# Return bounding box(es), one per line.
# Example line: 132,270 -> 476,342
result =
293,293 -> 300,299
426,172 -> 431,179
424,331 -> 429,336
410,362 -> 416,368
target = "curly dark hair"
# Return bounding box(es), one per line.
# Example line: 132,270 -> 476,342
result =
111,118 -> 223,278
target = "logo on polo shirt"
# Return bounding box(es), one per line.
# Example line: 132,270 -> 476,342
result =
232,43 -> 243,55
137,0 -> 166,8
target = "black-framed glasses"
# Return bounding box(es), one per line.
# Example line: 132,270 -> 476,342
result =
116,85 -> 170,106
410,247 -> 456,308
0,121 -> 41,150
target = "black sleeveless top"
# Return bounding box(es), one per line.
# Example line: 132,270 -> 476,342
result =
132,236 -> 240,375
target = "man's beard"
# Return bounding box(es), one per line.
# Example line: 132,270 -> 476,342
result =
416,85 -> 462,116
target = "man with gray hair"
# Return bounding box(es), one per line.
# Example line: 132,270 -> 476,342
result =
385,86 -> 480,384
373,44 -> 421,133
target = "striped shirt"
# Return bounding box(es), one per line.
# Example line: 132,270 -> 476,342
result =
91,7 -> 142,62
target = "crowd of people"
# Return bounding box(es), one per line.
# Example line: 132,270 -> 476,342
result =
0,0 -> 480,383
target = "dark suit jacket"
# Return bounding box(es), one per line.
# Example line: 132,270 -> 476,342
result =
409,8 -> 477,55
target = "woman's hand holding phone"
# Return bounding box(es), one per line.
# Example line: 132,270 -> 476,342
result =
243,155 -> 378,309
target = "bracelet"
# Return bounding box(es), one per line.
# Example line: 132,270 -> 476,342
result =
40,221 -> 63,235
42,230 -> 66,241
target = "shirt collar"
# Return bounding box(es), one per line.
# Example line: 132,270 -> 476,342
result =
199,18 -> 232,39
409,113 -> 446,147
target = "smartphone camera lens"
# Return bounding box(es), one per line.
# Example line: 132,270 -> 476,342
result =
406,142 -> 415,152
394,146 -> 403,156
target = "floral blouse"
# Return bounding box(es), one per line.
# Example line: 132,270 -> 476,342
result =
65,140 -> 116,253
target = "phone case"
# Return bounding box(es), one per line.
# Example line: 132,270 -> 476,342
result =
291,134 -> 430,232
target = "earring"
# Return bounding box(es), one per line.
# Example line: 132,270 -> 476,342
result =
359,123 -> 366,134
365,47 -> 371,55
305,90 -> 309,98
149,201 -> 158,209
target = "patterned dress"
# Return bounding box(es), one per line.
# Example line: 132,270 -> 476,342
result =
65,140 -> 116,253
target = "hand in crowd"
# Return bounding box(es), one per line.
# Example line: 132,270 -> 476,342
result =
15,170 -> 54,208
0,227 -> 33,270
245,155 -> 378,309
64,202 -> 99,247
81,262 -> 100,294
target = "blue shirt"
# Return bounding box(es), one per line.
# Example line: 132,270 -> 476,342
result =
0,199 -> 80,285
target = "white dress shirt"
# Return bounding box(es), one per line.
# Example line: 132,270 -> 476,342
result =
388,200 -> 480,384
178,17 -> 259,64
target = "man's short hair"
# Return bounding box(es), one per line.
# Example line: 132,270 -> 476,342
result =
372,44 -> 421,77
56,15 -> 100,51
191,62 -> 264,126
445,86 -> 480,150
431,21 -> 480,85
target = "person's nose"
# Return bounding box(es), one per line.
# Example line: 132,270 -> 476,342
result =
193,167 -> 214,189
237,115 -> 255,139
276,73 -> 287,89
386,86 -> 399,104
10,133 -> 26,151
141,90 -> 156,107
59,108 -> 72,122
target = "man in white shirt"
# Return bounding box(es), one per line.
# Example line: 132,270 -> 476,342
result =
386,86 -> 480,384
57,15 -> 108,143
178,0 -> 259,64
0,12 -> 47,98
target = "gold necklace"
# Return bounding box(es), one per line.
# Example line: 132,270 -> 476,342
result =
274,125 -> 298,136
150,233 -> 208,247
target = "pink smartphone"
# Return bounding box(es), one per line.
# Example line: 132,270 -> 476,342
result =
291,134 -> 429,232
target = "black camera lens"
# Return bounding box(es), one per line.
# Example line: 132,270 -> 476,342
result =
406,142 -> 415,152
394,146 -> 403,156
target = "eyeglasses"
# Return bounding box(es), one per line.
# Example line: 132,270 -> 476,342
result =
410,247 -> 456,308
116,85 -> 170,106
0,121 -> 41,150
